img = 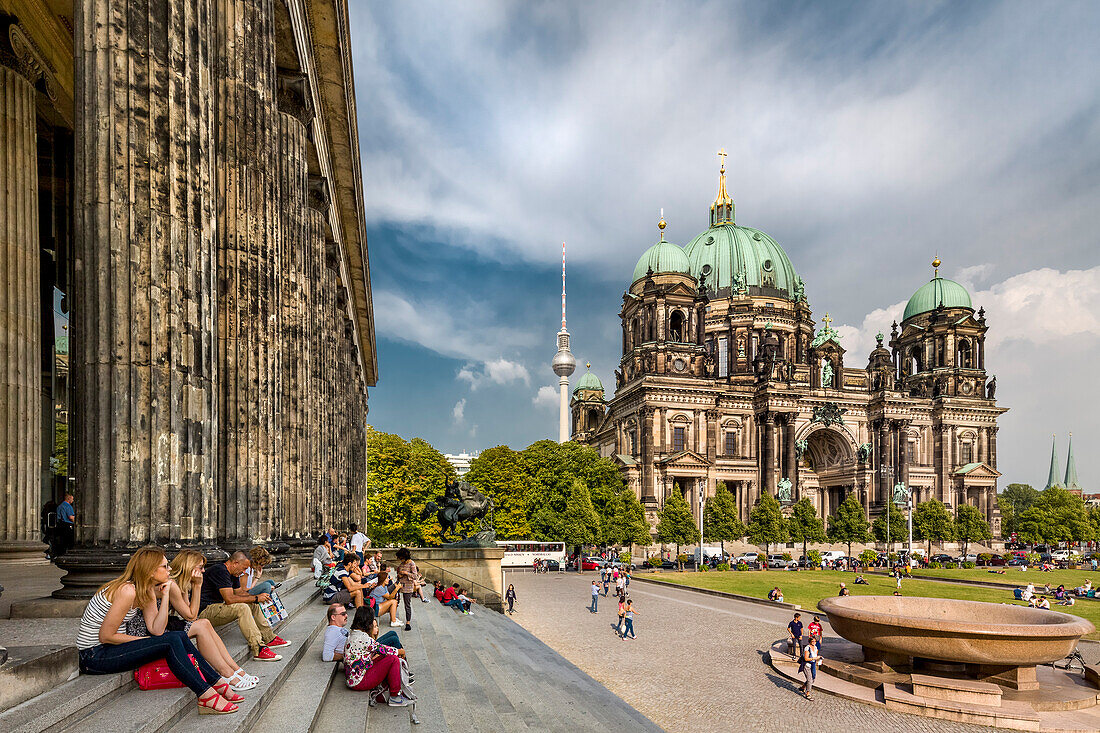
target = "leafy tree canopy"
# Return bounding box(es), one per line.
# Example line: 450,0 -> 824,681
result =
787,497 -> 825,560
656,491 -> 700,548
748,493 -> 788,556
704,484 -> 746,545
871,501 -> 906,549
954,504 -> 992,556
827,494 -> 869,557
914,499 -> 955,554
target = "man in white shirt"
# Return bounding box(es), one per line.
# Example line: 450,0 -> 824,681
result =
349,523 -> 368,564
321,604 -> 349,662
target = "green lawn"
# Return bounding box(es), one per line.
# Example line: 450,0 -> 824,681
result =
904,566 -> 1100,590
644,569 -> 1100,640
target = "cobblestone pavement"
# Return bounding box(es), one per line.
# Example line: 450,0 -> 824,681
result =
508,572 -> 992,733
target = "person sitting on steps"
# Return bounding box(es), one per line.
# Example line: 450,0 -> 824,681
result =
371,563 -> 405,627
198,550 -> 291,662
445,587 -> 475,614
243,546 -> 276,598
324,554 -> 375,609
343,606 -> 413,707
76,545 -> 242,715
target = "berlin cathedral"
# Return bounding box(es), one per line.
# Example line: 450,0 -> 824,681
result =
573,158 -> 1007,536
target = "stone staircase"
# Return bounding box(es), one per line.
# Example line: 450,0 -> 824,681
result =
1,577 -> 660,732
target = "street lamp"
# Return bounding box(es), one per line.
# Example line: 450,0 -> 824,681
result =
698,483 -> 705,571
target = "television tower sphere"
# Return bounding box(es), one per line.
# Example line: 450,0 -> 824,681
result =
552,340 -> 576,376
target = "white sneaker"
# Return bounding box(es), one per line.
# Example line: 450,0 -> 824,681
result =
388,694 -> 413,707
390,620 -> 404,627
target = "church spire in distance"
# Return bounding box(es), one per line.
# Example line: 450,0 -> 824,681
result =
551,242 -> 576,443
710,148 -> 734,226
1045,434 -> 1062,490
1065,433 -> 1081,491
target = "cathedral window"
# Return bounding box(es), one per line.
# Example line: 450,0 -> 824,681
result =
960,440 -> 973,464
717,336 -> 728,377
907,440 -> 915,465
673,427 -> 686,452
629,430 -> 637,455
725,430 -> 738,457
958,340 -> 972,368
669,310 -> 685,342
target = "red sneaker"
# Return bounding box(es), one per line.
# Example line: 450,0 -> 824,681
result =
268,636 -> 292,648
253,646 -> 282,661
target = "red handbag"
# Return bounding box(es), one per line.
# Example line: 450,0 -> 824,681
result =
134,654 -> 204,690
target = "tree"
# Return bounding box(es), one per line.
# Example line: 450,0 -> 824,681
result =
871,501 -> 906,552
998,483 -> 1039,537
787,497 -> 825,563
703,484 -> 747,558
365,429 -> 456,547
520,440 -> 624,543
827,494 -> 870,558
656,491 -> 699,569
612,489 -> 653,558
954,504 -> 992,557
557,478 -> 600,551
1016,487 -> 1093,544
465,445 -> 530,539
747,493 -> 788,559
914,499 -> 955,555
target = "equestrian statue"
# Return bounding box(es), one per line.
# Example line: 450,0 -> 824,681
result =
421,480 -> 496,547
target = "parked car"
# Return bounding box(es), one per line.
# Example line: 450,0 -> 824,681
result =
767,553 -> 794,569
1007,557 -> 1028,567
734,553 -> 759,566
580,557 -> 600,571
956,554 -> 978,564
1051,550 -> 1071,562
930,554 -> 953,564
988,555 -> 1007,566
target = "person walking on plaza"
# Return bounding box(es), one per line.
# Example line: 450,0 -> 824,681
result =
589,579 -> 600,613
787,612 -> 805,658
621,598 -> 637,640
799,636 -> 820,700
506,584 -> 517,614
808,615 -> 823,643
395,547 -> 419,632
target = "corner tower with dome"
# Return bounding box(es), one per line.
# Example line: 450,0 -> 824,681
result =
573,156 -> 1008,537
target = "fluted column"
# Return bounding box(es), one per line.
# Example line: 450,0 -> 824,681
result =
63,0 -> 219,596
304,208 -> 325,530
277,111 -> 308,539
762,412 -> 775,498
216,0 -> 281,544
0,61 -> 42,556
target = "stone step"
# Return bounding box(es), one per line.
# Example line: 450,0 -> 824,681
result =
0,573 -> 317,733
883,682 -> 1041,729
249,637 -> 340,733
0,645 -> 79,713
910,672 -> 1003,706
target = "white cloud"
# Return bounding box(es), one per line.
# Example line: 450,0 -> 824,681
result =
452,398 -> 466,423
533,385 -> 559,409
457,358 -> 531,390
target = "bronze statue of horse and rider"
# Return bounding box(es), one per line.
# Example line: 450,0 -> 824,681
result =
420,480 -> 496,547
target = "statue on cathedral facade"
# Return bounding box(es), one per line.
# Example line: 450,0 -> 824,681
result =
777,477 -> 793,503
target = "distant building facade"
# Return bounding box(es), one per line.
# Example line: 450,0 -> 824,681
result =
445,452 -> 481,477
575,159 -> 1007,537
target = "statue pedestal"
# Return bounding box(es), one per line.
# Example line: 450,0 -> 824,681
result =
384,547 -> 504,612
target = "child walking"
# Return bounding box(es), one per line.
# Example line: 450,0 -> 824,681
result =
506,584 -> 516,614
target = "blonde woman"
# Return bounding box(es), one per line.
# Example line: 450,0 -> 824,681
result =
76,546 -> 241,715
165,550 -> 259,691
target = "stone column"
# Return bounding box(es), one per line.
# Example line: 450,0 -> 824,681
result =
784,415 -> 798,496
897,420 -> 910,492
305,205 -> 326,529
640,407 -> 654,503
277,109 -> 309,539
762,412 -> 775,497
62,0 -> 219,596
216,0 -> 281,545
0,54 -> 42,558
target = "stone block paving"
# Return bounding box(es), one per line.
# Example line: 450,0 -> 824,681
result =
508,572 -> 992,733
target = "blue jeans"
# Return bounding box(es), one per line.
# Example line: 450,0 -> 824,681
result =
249,579 -> 276,596
446,599 -> 469,612
79,631 -> 217,695
623,618 -> 635,638
377,630 -> 403,649
590,595 -> 598,613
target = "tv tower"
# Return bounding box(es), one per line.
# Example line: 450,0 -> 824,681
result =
551,242 -> 576,442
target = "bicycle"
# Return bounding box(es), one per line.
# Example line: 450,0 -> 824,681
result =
1047,648 -> 1086,673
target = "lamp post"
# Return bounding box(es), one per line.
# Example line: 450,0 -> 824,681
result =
880,465 -> 894,556
698,483 -> 705,571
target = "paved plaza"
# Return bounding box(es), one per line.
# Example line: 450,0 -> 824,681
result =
508,572 -> 992,733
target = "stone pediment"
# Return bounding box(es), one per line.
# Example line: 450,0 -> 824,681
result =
953,462 -> 1001,478
655,450 -> 709,468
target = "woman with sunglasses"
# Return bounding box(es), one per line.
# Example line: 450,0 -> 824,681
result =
76,546 -> 242,715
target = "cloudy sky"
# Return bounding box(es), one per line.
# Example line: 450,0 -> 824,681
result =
350,1 -> 1100,491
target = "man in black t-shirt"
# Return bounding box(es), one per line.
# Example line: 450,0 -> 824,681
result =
787,612 -> 805,658
198,551 -> 291,661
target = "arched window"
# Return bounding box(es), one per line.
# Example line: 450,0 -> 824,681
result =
669,310 -> 685,342
632,318 -> 641,348
908,346 -> 921,375
587,408 -> 601,430
957,339 -> 971,368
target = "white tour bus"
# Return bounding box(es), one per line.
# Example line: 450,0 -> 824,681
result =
496,540 -> 567,569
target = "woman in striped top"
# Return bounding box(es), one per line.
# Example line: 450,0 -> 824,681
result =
76,546 -> 243,715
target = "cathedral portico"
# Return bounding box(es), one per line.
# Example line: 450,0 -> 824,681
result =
573,155 -> 1008,538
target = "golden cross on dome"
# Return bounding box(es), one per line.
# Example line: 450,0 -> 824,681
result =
718,148 -> 727,172
823,312 -> 833,330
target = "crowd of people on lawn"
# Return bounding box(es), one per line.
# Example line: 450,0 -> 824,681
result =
74,522 -> 491,715
1018,579 -> 1092,608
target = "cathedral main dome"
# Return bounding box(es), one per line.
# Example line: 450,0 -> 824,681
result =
683,223 -> 800,299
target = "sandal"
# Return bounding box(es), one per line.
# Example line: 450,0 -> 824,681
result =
198,689 -> 238,715
213,681 -> 245,703
228,669 -> 258,691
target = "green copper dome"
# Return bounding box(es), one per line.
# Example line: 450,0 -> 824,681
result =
683,223 -> 800,299
632,239 -> 691,284
902,276 -> 973,321
574,367 -> 603,395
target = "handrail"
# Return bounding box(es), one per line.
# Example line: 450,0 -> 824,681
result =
415,558 -> 502,605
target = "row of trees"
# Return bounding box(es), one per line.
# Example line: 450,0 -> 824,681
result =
999,484 -> 1100,544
